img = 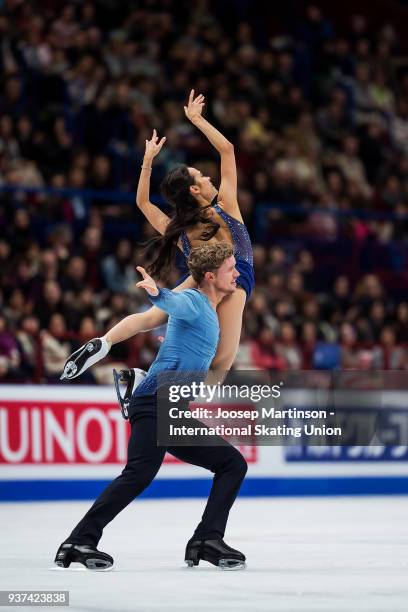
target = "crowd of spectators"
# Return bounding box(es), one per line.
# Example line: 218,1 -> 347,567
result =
1,0 -> 408,381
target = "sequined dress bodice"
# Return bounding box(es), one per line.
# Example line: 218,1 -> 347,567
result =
180,203 -> 253,265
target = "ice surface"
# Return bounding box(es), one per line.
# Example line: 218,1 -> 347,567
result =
0,496 -> 407,612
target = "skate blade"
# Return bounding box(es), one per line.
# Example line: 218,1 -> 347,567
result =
50,564 -> 87,571
218,559 -> 247,571
50,562 -> 114,572
61,340 -> 102,380
85,558 -> 114,571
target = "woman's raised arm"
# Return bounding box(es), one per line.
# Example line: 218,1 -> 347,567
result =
136,130 -> 170,235
184,90 -> 242,222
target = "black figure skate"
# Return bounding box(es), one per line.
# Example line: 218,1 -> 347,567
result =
60,337 -> 111,380
113,368 -> 147,420
185,539 -> 246,570
54,542 -> 113,571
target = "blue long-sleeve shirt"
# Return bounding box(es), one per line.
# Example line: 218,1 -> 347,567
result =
133,288 -> 219,397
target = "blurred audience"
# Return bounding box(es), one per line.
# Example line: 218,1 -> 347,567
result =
1,0 -> 407,381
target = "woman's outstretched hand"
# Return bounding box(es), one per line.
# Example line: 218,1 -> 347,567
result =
144,129 -> 166,160
184,89 -> 205,123
136,266 -> 159,296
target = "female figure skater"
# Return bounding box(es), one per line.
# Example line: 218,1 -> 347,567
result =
61,91 -> 254,380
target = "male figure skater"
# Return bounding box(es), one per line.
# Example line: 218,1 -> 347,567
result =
55,243 -> 248,571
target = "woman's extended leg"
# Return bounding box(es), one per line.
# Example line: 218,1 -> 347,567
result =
105,275 -> 197,344
105,306 -> 168,344
61,276 -> 197,379
210,288 -> 246,371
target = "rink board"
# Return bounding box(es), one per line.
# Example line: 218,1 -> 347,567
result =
1,385 -> 408,501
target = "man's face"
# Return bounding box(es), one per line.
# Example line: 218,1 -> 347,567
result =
212,255 -> 239,295
188,167 -> 218,202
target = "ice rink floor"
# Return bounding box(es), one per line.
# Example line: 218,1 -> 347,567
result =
0,496 -> 407,612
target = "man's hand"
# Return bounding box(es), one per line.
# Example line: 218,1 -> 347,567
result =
184,89 -> 205,123
136,266 -> 159,296
144,129 -> 166,162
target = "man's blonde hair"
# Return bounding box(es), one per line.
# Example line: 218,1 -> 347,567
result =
187,242 -> 234,284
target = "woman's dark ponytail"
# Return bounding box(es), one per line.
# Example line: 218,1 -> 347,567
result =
144,165 -> 219,280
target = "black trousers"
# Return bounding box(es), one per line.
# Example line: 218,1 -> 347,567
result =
67,396 -> 247,546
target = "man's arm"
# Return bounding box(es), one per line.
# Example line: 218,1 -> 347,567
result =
136,267 -> 200,322
149,288 -> 201,322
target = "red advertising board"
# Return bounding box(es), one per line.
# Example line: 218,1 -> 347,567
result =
0,400 -> 257,465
